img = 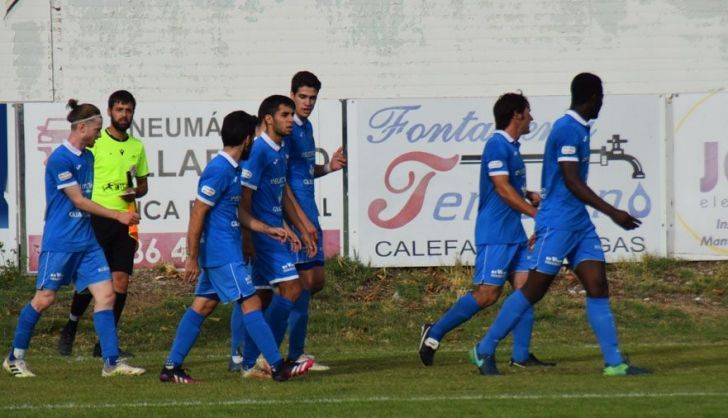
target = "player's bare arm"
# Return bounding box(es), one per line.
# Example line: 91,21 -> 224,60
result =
184,199 -> 211,281
559,161 -> 641,230
282,185 -> 317,257
284,184 -> 318,242
238,199 -> 288,243
63,185 -> 140,225
240,186 -> 257,263
491,175 -> 537,218
314,146 -> 346,178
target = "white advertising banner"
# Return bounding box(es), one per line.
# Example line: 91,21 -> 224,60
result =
672,92 -> 728,260
347,96 -> 665,267
23,100 -> 344,272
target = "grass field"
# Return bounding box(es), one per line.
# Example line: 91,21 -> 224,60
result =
1,256 -> 727,417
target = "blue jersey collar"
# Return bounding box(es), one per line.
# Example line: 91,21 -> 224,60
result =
294,113 -> 305,127
494,129 -> 517,143
218,150 -> 238,168
62,139 -> 83,156
260,132 -> 284,151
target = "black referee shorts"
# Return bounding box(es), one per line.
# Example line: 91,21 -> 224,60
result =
91,215 -> 136,275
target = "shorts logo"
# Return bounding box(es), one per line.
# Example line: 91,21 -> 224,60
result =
561,146 -> 576,155
201,185 -> 216,197
282,262 -> 296,273
490,269 -> 506,279
242,169 -> 253,179
98,266 -> 110,273
488,160 -> 504,169
49,272 -> 63,281
58,171 -> 72,181
545,256 -> 562,266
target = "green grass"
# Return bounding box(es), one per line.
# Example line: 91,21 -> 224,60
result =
1,256 -> 727,417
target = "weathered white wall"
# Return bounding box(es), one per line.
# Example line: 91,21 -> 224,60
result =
2,0 -> 728,102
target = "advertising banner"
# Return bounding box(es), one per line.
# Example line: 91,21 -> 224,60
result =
23,100 -> 343,272
672,92 -> 728,260
346,96 -> 664,267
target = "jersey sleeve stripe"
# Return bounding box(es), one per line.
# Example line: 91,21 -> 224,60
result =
488,171 -> 509,176
196,195 -> 216,206
56,181 -> 78,190
557,157 -> 579,162
241,182 -> 258,190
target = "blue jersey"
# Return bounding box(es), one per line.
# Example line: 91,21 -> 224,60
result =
474,131 -> 528,245
286,114 -> 318,221
42,141 -> 97,252
241,133 -> 288,228
196,151 -> 243,268
535,111 -> 593,231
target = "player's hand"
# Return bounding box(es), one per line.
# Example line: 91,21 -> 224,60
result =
528,233 -> 537,250
301,216 -> 318,243
184,257 -> 200,281
302,233 -> 317,258
330,146 -> 347,171
288,231 -> 302,253
610,210 -> 641,230
116,211 -> 140,225
243,240 -> 257,264
121,187 -> 137,203
526,191 -> 541,208
265,226 -> 288,243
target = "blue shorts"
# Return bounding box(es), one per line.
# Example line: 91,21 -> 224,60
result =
194,262 -> 256,303
530,225 -> 605,275
36,247 -> 111,292
292,223 -> 325,270
251,234 -> 299,289
473,243 -> 530,286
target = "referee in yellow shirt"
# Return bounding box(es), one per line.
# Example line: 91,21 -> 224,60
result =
58,90 -> 149,357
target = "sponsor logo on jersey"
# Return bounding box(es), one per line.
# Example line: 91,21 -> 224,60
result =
58,171 -> 72,181
561,146 -> 576,155
488,160 -> 504,169
242,169 -> 253,179
201,185 -> 216,197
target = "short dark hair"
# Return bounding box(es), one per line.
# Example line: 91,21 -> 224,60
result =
493,92 -> 530,130
258,95 -> 295,121
66,99 -> 101,127
291,71 -> 322,94
108,90 -> 136,110
221,111 -> 258,147
570,73 -> 602,107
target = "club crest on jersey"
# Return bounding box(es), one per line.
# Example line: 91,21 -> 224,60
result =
201,185 -> 216,197
58,171 -> 72,181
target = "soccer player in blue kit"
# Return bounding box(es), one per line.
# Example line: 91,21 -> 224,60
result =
238,95 -> 317,377
470,73 -> 651,376
159,110 -> 313,383
229,73 -> 345,372
284,72 -> 346,370
3,100 -> 145,378
419,93 -> 554,369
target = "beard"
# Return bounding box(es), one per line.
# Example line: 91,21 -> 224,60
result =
111,118 -> 131,133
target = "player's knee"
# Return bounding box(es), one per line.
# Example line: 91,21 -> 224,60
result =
191,297 -> 217,317
93,291 -> 116,309
472,286 -> 501,307
278,280 -> 302,301
31,292 -> 55,312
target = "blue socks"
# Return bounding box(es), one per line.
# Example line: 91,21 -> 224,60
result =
243,309 -> 283,370
511,306 -> 534,363
166,308 -> 205,367
93,309 -> 120,365
430,293 -> 481,341
287,289 -> 311,360
264,294 -> 295,347
586,297 -> 624,367
10,304 -> 41,359
230,304 -> 245,357
477,289 -> 531,356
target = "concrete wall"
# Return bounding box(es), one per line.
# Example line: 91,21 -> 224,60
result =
1,0 -> 727,102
